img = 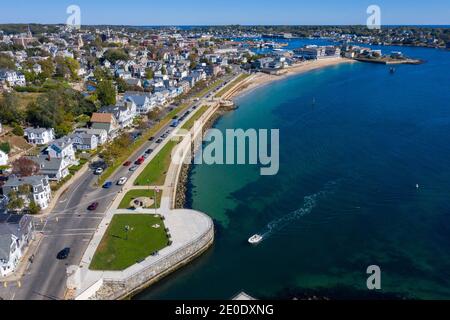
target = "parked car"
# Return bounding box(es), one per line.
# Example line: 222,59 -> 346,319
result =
117,177 -> 128,186
156,139 -> 163,144
123,161 -> 132,167
129,166 -> 138,172
57,248 -> 71,260
88,202 -> 99,211
145,149 -> 153,154
94,167 -> 104,175
103,182 -> 113,189
149,137 -> 155,142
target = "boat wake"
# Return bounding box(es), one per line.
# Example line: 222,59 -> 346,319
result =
256,181 -> 339,243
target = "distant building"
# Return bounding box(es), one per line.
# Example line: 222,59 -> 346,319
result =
0,69 -> 26,87
0,213 -> 34,277
24,127 -> 55,145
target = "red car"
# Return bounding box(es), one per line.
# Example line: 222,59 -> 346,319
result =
88,202 -> 99,211
135,157 -> 145,165
123,161 -> 132,167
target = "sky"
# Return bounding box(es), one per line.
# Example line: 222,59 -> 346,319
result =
0,0 -> 448,26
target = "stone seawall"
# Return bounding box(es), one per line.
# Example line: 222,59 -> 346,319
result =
91,217 -> 214,300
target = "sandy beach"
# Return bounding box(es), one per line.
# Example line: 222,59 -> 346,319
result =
226,57 -> 356,99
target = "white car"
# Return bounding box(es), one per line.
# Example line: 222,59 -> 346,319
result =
117,177 -> 128,186
94,168 -> 104,175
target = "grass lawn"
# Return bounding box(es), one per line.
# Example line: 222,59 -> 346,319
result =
193,79 -> 223,99
182,105 -> 209,130
90,214 -> 169,271
215,74 -> 250,98
134,140 -> 178,186
98,104 -> 189,185
118,189 -> 162,209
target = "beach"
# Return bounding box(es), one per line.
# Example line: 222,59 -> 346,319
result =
226,57 -> 356,100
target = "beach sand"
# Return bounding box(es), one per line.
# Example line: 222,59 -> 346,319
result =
228,58 -> 356,99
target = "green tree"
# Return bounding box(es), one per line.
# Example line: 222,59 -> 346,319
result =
28,201 -> 41,215
145,68 -> 154,80
0,142 -> 11,154
103,49 -> 129,64
0,53 -> 15,70
0,92 -> 23,124
39,58 -> 55,79
97,80 -> 116,106
7,190 -> 25,211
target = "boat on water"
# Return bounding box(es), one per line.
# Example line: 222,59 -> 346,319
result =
248,234 -> 263,245
390,67 -> 396,74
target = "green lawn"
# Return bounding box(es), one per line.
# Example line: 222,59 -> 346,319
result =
215,74 -> 250,98
90,214 -> 169,271
193,79 -> 223,99
118,189 -> 162,209
98,104 -> 189,185
182,105 -> 209,130
134,140 -> 178,186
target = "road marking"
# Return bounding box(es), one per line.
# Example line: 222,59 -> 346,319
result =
44,233 -> 95,237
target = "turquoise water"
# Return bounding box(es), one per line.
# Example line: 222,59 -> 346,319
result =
138,46 -> 450,300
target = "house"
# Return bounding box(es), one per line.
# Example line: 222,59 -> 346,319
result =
2,175 -> 52,210
69,132 -> 98,151
0,69 -> 26,87
90,113 -> 120,139
0,150 -> 8,166
29,155 -> 71,182
125,78 -> 142,88
98,99 -> 137,128
0,213 -> 34,277
123,93 -> 154,114
24,127 -> 55,145
47,137 -> 77,164
74,128 -> 108,145
32,63 -> 42,74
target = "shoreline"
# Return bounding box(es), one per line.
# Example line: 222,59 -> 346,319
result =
174,57 -> 355,209
227,58 -> 356,100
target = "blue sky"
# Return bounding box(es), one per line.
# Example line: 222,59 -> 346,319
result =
0,0 -> 448,25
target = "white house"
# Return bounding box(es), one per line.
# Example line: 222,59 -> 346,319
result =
74,128 -> 108,145
123,93 -> 154,114
0,214 -> 34,277
0,150 -> 8,166
24,127 -> 55,145
2,175 -> 52,210
47,137 -> 77,164
0,69 -> 26,87
98,99 -> 137,129
69,132 -> 98,151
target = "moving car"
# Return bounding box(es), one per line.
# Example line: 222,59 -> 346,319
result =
149,137 -> 155,142
129,166 -> 138,172
123,161 -> 132,167
145,149 -> 153,154
57,248 -> 71,260
94,167 -> 104,175
88,202 -> 99,211
135,157 -> 145,165
117,177 -> 128,185
103,181 -> 113,189
156,139 -> 163,144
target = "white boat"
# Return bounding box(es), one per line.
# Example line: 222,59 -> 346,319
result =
248,234 -> 263,245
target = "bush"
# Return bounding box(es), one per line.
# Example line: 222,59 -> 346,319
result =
0,142 -> 10,154
12,123 -> 24,136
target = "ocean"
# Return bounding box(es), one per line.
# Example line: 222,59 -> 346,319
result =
136,44 -> 450,300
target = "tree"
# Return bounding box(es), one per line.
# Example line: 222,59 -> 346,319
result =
39,58 -> 55,79
28,201 -> 41,215
0,92 -> 23,124
7,190 -> 25,211
65,57 -> 80,80
0,142 -> 11,154
12,157 -> 40,177
97,80 -> 116,106
147,107 -> 162,121
0,53 -> 15,70
145,68 -> 154,80
103,49 -> 129,64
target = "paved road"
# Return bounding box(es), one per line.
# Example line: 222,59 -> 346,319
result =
0,71 -> 240,300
